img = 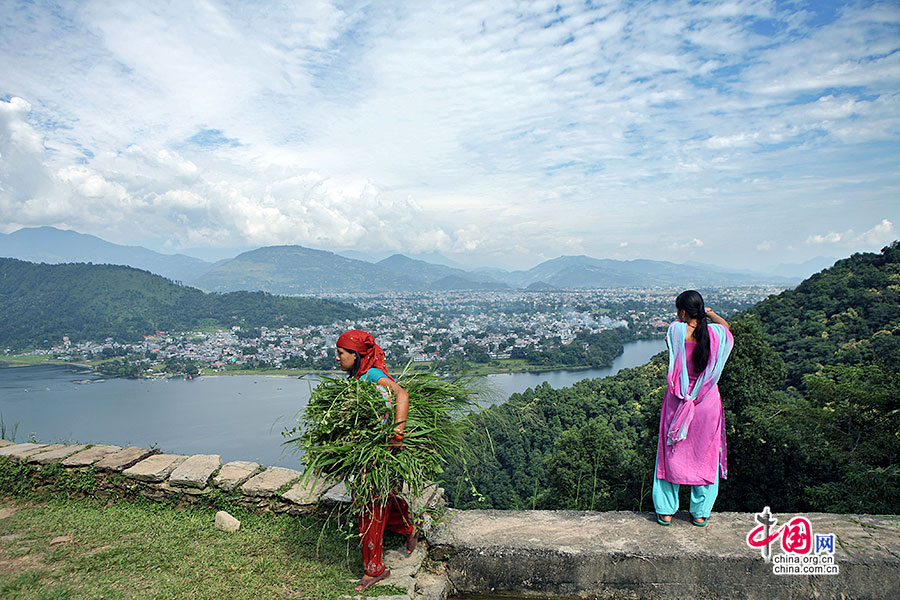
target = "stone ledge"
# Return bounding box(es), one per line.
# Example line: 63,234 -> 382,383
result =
169,454 -> 221,489
212,461 -> 259,490
8,441 -> 896,599
62,445 -> 122,466
426,509 -> 900,600
29,444 -> 88,465
124,454 -> 187,482
94,446 -> 156,471
240,466 -> 301,497
23,444 -> 65,461
0,443 -> 50,460
281,475 -> 335,506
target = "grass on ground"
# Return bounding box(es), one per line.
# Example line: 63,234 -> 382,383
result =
0,356 -> 56,368
0,495 -> 407,600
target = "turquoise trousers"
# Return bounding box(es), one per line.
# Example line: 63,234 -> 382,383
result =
652,460 -> 720,518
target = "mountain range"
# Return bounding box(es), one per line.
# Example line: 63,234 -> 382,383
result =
0,227 -> 213,283
0,257 -> 361,351
2,226 -> 810,293
194,246 -> 419,294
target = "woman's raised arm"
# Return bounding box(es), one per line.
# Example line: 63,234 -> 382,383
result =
705,308 -> 729,330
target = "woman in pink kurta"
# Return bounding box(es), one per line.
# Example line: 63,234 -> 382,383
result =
653,290 -> 733,526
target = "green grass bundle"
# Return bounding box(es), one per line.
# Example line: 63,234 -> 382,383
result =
283,372 -> 483,512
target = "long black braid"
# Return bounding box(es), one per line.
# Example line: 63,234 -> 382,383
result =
676,290 -> 709,373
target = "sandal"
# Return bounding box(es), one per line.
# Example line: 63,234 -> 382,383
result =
656,514 -> 672,526
354,569 -> 391,591
691,516 -> 708,527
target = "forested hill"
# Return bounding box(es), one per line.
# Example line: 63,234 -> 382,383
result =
744,243 -> 900,386
443,242 -> 900,515
0,258 -> 362,351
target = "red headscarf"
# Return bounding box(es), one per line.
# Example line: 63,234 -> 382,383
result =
337,329 -> 394,381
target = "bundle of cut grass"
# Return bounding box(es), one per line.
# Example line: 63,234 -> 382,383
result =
283,372 -> 484,512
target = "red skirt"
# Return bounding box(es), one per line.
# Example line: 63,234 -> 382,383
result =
359,494 -> 415,576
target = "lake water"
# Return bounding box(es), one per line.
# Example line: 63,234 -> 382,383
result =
0,340 -> 664,469
484,339 -> 664,398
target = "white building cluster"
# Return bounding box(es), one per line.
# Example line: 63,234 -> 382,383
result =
43,287 -> 782,370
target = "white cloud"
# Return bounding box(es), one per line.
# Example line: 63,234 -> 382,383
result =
154,190 -> 208,211
0,97 -> 55,211
807,232 -> 843,244
1,2 -> 898,269
670,238 -> 705,250
806,219 -> 896,247
0,96 -> 455,254
705,133 -> 761,149
0,97 -> 44,154
857,219 -> 895,246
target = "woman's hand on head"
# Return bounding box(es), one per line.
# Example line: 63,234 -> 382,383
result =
704,308 -> 730,329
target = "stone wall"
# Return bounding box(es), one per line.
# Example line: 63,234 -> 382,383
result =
0,440 -> 446,514
0,439 -> 451,600
430,509 -> 900,600
0,440 -> 348,514
3,439 -> 899,600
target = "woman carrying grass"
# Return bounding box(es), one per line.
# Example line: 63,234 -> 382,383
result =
287,331 -> 479,591
336,329 -> 418,591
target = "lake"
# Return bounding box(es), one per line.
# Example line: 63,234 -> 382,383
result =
0,339 -> 664,469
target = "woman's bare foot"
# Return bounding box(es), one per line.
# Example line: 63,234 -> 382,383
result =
354,569 -> 391,591
406,532 -> 418,554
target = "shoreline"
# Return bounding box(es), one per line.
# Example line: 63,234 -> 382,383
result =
203,363 -> 609,378
0,358 -> 619,378
1,337 -> 665,379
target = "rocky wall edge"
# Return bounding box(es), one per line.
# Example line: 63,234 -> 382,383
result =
0,440 -> 454,600
0,440 -> 354,516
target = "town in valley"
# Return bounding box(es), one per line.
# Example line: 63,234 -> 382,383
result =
17,286 -> 784,378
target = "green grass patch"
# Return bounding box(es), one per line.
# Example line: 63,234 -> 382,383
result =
0,461 -> 102,501
0,496 -> 404,599
0,355 -> 55,367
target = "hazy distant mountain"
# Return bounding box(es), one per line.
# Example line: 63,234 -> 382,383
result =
472,266 -> 512,278
767,256 -> 838,279
377,254 -> 504,286
429,275 -> 510,291
194,245 -> 419,294
377,254 -> 461,282
683,258 -> 833,282
682,260 -> 761,275
335,249 -> 384,263
195,247 -> 514,294
0,257 -> 361,351
405,251 -> 468,270
338,249 -> 466,269
0,226 -> 213,283
1,226 -> 800,293
501,255 -> 795,288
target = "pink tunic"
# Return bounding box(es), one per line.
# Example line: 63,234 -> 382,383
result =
655,341 -> 726,485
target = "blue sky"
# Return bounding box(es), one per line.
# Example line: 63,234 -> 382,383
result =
1,0 -> 898,269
